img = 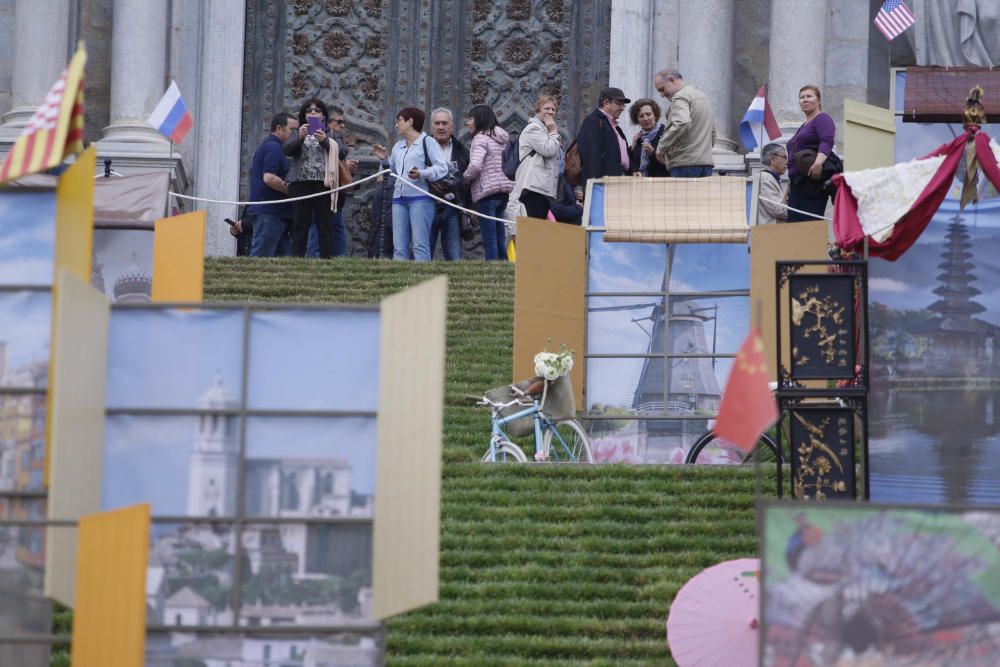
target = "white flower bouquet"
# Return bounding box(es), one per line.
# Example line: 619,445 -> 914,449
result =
533,344 -> 574,381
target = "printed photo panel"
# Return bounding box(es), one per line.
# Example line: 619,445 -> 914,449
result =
0,190 -> 57,286
145,630 -> 381,666
91,228 -> 155,304
0,291 -> 51,389
146,521 -> 237,629
587,231 -> 667,293
103,415 -> 239,518
238,523 -> 374,625
243,417 -> 376,519
105,308 -> 244,410
247,309 -> 380,412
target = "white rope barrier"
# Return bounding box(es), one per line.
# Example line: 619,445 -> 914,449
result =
387,172 -> 510,224
167,168 -> 390,206
758,195 -> 833,222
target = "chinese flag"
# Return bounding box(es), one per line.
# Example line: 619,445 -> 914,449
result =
713,328 -> 778,451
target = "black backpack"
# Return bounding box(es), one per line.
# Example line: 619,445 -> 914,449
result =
501,133 -> 535,180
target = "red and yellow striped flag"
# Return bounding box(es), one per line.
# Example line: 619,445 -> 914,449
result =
0,44 -> 86,184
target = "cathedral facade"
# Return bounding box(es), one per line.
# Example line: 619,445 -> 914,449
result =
0,1 -> 989,255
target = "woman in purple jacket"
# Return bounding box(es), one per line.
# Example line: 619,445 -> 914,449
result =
786,85 -> 835,222
463,105 -> 515,261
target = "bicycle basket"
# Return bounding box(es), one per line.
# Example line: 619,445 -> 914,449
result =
541,375 -> 576,422
484,380 -> 536,438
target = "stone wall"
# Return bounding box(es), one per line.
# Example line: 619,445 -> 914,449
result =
0,0 -> 14,118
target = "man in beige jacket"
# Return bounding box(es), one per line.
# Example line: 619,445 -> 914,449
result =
653,69 -> 715,177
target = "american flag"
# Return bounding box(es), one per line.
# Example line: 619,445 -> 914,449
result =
874,0 -> 916,41
0,45 -> 86,184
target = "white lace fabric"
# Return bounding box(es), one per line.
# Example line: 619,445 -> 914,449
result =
842,155 -> 946,243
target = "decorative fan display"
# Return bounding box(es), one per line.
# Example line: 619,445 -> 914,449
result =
761,503 -> 1000,666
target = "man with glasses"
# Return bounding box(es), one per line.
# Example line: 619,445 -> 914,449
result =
756,142 -> 788,225
575,86 -> 634,192
307,106 -> 358,257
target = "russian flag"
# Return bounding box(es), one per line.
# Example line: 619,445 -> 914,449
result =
738,85 -> 781,151
147,81 -> 194,144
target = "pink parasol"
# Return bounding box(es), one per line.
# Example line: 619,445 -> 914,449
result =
667,557 -> 760,667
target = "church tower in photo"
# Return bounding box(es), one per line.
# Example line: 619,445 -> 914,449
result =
187,373 -> 239,517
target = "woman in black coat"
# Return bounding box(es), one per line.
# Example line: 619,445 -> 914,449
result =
628,98 -> 668,178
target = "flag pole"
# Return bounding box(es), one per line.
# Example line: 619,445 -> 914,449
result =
758,83 -> 766,152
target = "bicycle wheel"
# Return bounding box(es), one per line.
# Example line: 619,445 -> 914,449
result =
540,420 -> 594,463
684,431 -> 782,464
482,440 -> 528,463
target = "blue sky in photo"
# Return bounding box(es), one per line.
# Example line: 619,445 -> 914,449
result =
245,416 -> 376,495
106,308 -> 245,409
247,309 -> 380,411
0,291 -> 51,385
0,191 -> 56,286
103,415 -> 202,516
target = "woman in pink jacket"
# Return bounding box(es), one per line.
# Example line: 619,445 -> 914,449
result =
464,105 -> 515,261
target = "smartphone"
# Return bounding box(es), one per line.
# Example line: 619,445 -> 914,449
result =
224,218 -> 237,226
307,116 -> 323,135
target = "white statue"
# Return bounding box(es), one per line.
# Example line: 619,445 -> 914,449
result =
908,0 -> 1000,67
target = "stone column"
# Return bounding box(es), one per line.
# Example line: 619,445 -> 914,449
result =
101,0 -> 170,143
677,0 -> 741,170
768,0 -> 828,136
608,0 -> 655,139
0,0 -> 70,140
194,0 -> 246,256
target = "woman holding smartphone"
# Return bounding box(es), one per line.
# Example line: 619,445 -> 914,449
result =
506,95 -> 563,222
283,98 -> 334,257
372,107 -> 449,261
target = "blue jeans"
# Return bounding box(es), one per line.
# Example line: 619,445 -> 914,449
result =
476,193 -> 508,261
249,214 -> 291,257
430,206 -> 461,261
392,198 -> 435,261
669,165 -> 713,178
307,209 -> 349,257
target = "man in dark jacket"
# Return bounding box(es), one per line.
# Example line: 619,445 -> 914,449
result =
428,107 -> 470,260
575,87 -> 633,192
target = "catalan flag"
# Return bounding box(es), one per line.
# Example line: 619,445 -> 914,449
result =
0,44 -> 86,185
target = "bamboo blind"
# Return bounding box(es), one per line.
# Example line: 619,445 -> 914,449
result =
600,175 -> 748,243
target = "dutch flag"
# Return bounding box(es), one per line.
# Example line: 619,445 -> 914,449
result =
738,85 -> 781,151
147,81 -> 194,144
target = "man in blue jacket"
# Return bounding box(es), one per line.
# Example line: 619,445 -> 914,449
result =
247,112 -> 298,257
575,87 -> 633,193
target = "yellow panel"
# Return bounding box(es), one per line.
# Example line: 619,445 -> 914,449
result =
46,147 -> 96,484
513,217 -> 586,407
152,210 -> 206,302
844,100 -> 896,171
71,504 -> 150,667
45,270 -> 109,604
54,145 -> 95,284
373,276 -> 447,619
750,221 -> 828,374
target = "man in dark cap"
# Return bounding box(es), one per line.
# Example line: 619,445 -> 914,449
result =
575,86 -> 634,188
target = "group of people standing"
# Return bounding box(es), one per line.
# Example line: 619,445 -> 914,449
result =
240,69 -> 837,259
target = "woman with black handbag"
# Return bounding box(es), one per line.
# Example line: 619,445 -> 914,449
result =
786,85 -> 841,222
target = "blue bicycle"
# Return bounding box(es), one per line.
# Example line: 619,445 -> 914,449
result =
477,377 -> 594,463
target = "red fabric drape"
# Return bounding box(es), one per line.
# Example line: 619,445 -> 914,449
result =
975,131 -> 1000,188
832,132 -> 969,261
